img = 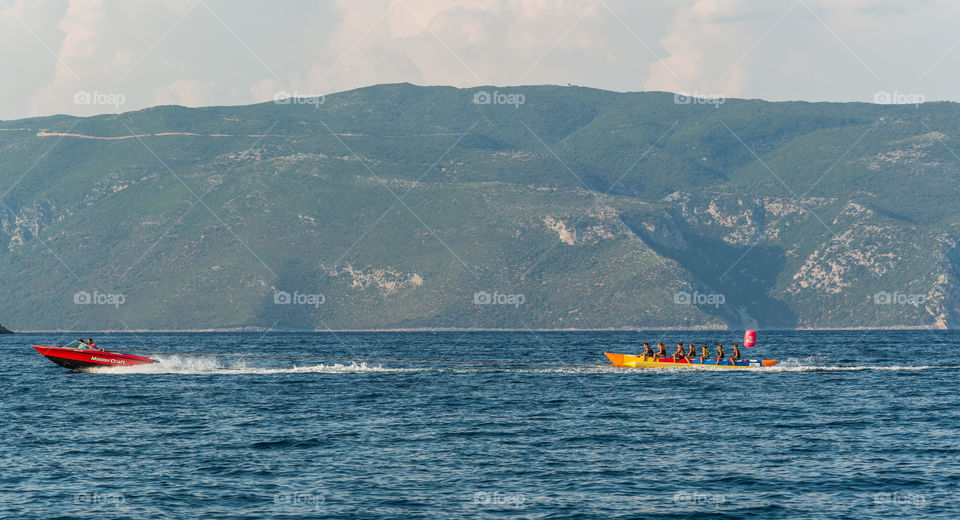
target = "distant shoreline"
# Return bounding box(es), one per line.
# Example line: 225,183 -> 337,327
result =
10,326 -> 949,333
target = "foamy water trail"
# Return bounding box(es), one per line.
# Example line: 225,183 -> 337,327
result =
89,356 -> 418,375
86,355 -> 960,375
765,363 -> 960,372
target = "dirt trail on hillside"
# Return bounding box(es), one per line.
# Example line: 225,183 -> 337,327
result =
35,130 -> 273,140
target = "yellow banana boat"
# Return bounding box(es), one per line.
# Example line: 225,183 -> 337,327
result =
605,352 -> 778,369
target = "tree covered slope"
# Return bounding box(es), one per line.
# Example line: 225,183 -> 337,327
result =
1,84 -> 958,330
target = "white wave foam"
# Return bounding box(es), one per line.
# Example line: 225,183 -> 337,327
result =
88,356 -> 417,375
765,363 -> 959,373
744,357 -> 957,372
84,355 -> 960,375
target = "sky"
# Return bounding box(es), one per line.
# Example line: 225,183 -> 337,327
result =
0,0 -> 957,120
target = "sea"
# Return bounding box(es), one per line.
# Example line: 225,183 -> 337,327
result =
2,330 -> 958,519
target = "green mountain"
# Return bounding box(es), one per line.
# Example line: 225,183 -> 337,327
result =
1,83 -> 958,330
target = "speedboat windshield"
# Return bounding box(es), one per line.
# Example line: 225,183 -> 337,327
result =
62,340 -> 86,349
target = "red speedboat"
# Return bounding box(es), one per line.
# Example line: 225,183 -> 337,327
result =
33,340 -> 157,371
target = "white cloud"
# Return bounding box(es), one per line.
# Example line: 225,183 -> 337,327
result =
0,0 -> 69,119
646,0 -> 959,102
644,0 -> 753,96
24,0 -> 197,117
300,0 -> 678,93
248,77 -> 282,104
152,79 -> 223,107
2,0 -> 960,119
27,0 -> 105,116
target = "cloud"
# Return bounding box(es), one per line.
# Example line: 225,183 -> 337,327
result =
300,0 -> 679,93
0,0 -> 69,119
24,0 -> 198,117
11,0 -> 682,117
152,79 -> 227,107
3,0 -> 960,119
27,0 -> 105,116
646,0 -> 959,102
645,0 -> 753,96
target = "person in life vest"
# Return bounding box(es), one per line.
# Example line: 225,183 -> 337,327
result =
673,343 -> 686,360
687,344 -> 696,360
655,343 -> 667,360
714,344 -> 725,363
640,343 -> 654,359
87,338 -> 99,351
729,344 -> 741,364
699,345 -> 710,362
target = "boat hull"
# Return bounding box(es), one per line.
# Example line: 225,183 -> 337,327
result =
605,352 -> 778,369
33,345 -> 157,372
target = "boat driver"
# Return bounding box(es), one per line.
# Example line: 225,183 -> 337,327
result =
86,338 -> 99,351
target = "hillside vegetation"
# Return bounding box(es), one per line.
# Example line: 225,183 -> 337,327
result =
1,84 -> 957,330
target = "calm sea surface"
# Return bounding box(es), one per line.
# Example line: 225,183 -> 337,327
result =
2,330 -> 959,519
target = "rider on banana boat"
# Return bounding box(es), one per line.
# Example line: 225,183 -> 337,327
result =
641,343 -> 654,358
687,344 -> 696,359
729,344 -> 741,364
673,343 -> 687,360
699,345 -> 710,361
655,343 -> 667,360
714,344 -> 725,363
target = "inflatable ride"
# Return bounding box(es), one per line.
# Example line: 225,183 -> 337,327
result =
604,330 -> 777,369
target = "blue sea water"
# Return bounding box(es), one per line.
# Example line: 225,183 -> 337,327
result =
2,330 -> 959,519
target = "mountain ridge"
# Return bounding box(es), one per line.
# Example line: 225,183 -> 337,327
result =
1,83 -> 958,330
